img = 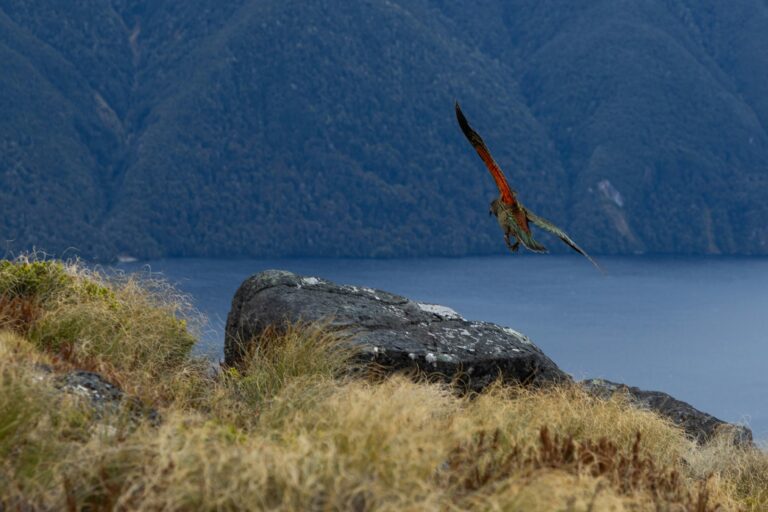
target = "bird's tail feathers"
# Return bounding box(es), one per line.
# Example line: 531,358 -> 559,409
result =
526,211 -> 603,272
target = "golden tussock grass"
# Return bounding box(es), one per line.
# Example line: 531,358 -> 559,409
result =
0,257 -> 766,511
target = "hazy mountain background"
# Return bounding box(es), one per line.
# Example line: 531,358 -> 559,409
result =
2,0 -> 768,260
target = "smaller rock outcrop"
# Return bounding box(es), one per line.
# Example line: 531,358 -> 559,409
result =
57,371 -> 161,423
55,370 -> 124,407
34,365 -> 159,425
225,270 -> 569,390
582,379 -> 753,446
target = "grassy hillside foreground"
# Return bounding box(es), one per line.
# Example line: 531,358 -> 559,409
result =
0,259 -> 766,510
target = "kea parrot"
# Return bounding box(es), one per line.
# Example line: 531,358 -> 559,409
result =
455,102 -> 600,271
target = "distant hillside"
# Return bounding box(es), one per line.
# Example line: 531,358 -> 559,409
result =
2,0 -> 768,259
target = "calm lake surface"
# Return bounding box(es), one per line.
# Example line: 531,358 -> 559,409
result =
116,256 -> 768,440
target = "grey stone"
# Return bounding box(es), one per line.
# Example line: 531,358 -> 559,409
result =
55,371 -> 124,404
225,270 -> 569,390
581,378 -> 753,446
54,370 -> 160,425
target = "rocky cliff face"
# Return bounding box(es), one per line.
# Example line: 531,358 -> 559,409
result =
225,270 -> 752,445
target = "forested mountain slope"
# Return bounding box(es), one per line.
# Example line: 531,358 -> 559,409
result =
2,0 -> 767,259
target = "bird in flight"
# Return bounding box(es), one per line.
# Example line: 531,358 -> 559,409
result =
455,102 -> 601,271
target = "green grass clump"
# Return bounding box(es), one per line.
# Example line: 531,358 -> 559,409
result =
161,321 -> 359,432
225,322 -> 358,408
0,259 -> 73,299
28,277 -> 195,393
0,259 -> 118,315
1,257 -> 767,511
0,257 -> 197,399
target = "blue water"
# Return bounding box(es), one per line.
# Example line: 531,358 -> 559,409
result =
116,256 -> 768,440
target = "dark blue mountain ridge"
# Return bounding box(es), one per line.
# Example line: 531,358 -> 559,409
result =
1,0 -> 767,259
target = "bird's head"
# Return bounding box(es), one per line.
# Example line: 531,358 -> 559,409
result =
489,198 -> 502,217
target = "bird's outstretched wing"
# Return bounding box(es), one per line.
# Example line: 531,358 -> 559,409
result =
455,102 -> 517,205
526,211 -> 603,272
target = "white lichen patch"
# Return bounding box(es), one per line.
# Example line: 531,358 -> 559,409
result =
503,327 -> 533,345
346,285 -> 382,300
425,353 -> 437,365
385,305 -> 407,318
72,385 -> 97,399
417,303 -> 464,320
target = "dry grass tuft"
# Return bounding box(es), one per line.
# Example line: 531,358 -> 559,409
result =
686,431 -> 768,511
0,295 -> 43,334
225,321 -> 359,408
53,377 -> 741,511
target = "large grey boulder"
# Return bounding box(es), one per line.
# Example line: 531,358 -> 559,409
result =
582,379 -> 753,446
225,270 -> 569,390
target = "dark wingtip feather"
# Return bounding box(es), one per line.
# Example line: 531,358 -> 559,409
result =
454,102 -> 480,144
455,102 -> 470,135
569,244 -> 604,274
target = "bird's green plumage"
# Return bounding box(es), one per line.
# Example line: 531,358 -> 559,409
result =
492,199 -> 547,253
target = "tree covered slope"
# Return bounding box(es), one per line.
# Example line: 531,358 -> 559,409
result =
1,0 -> 767,259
